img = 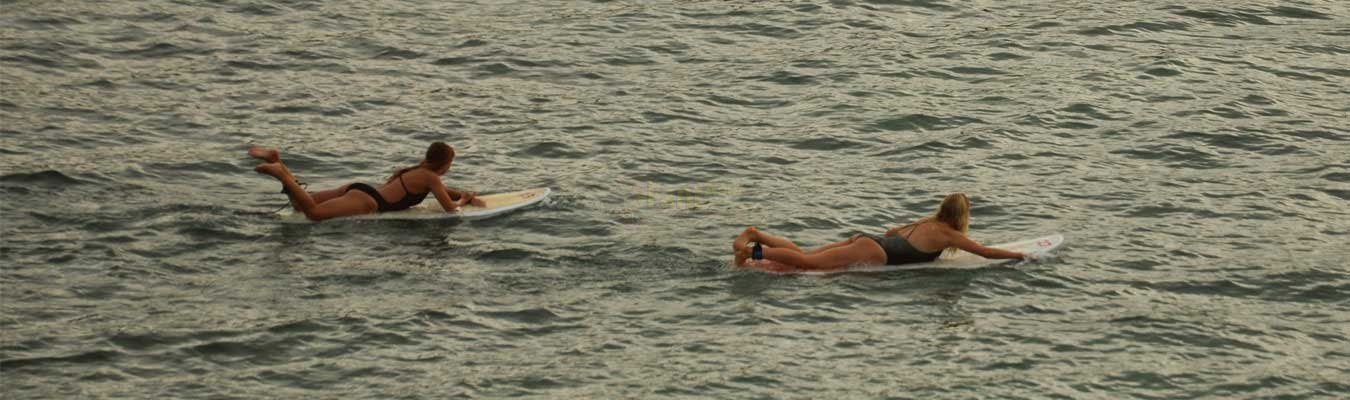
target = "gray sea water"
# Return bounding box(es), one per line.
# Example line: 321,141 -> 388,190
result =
2,0 -> 1348,398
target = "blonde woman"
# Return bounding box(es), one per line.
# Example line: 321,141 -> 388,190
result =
732,193 -> 1026,271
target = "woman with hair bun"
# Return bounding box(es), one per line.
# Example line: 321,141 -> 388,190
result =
248,142 -> 483,221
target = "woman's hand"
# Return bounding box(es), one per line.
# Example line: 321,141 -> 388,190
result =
458,192 -> 477,207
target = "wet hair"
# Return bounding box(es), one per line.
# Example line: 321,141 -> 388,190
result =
424,142 -> 454,169
901,193 -> 972,256
933,192 -> 971,234
388,142 -> 455,183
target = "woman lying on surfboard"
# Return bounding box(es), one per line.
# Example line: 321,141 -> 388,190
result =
249,142 -> 484,221
732,193 -> 1027,271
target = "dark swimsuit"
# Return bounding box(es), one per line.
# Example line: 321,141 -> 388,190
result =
863,223 -> 944,265
345,175 -> 429,212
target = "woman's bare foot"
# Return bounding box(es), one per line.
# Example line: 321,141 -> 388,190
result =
733,226 -> 758,251
247,147 -> 281,163
733,226 -> 758,267
254,162 -> 286,178
734,246 -> 754,267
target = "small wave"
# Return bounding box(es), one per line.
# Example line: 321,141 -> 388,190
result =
108,329 -> 234,352
1172,8 -> 1275,27
232,3 -> 286,16
12,15 -> 84,29
1078,21 -> 1191,37
371,46 -> 424,60
430,56 -> 477,66
0,349 -> 121,370
860,0 -> 960,13
946,66 -> 1008,76
0,170 -> 94,186
263,105 -> 355,116
278,49 -> 336,60
640,111 -> 712,124
600,54 -> 656,66
679,21 -> 803,39
787,137 -> 866,151
1059,103 -> 1128,121
478,247 -> 535,261
702,94 -> 792,109
513,141 -> 589,159
987,52 -> 1030,61
456,39 -> 489,48
222,60 -> 285,71
747,70 -> 817,86
1267,5 -> 1333,20
105,42 -> 214,60
477,62 -> 516,75
0,53 -> 101,71
1321,189 -> 1350,200
1121,203 -> 1229,219
477,307 -> 564,324
1163,130 -> 1305,156
866,114 -> 981,132
1109,143 -> 1229,169
1289,45 -> 1350,55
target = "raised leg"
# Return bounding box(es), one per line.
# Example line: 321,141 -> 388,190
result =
733,226 -> 755,267
246,146 -> 281,163
255,162 -> 375,221
746,227 -> 803,252
250,146 -> 310,211
732,226 -> 810,267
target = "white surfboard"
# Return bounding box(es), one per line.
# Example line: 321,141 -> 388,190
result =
277,187 -> 550,222
742,233 -> 1064,275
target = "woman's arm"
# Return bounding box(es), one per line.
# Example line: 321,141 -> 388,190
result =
945,229 -> 1025,260
428,177 -> 470,212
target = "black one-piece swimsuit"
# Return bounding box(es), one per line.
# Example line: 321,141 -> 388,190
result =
345,175 -> 429,212
862,224 -> 944,265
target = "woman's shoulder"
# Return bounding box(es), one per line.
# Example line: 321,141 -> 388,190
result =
406,167 -> 435,181
412,168 -> 444,188
925,221 -> 961,236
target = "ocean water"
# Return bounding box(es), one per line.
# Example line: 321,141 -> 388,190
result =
2,0 -> 1348,398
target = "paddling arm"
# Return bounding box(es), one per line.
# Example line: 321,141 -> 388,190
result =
429,179 -> 472,212
946,230 -> 1025,260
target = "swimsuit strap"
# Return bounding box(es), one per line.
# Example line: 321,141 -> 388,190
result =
398,174 -> 412,194
904,221 -> 927,239
379,173 -> 430,212
903,221 -> 944,257
397,173 -> 428,196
